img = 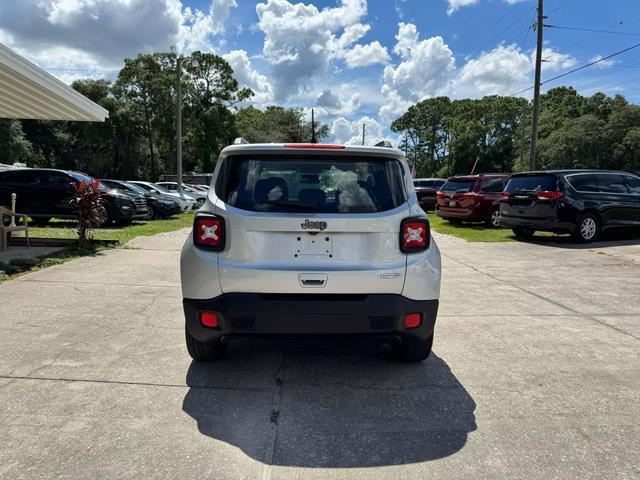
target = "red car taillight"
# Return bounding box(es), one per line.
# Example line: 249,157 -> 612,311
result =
400,218 -> 430,253
193,215 -> 225,251
501,191 -> 510,199
436,191 -> 446,198
537,191 -> 563,201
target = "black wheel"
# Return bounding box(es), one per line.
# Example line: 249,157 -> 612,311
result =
513,227 -> 535,240
573,213 -> 600,243
145,206 -> 155,220
185,327 -> 227,361
30,216 -> 51,226
392,334 -> 433,362
487,208 -> 501,228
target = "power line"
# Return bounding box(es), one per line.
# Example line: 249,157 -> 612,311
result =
546,24 -> 640,37
460,2 -> 522,54
511,40 -> 640,95
547,0 -> 573,16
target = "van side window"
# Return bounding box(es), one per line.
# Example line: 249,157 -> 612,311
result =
568,174 -> 598,192
595,174 -> 627,194
626,176 -> 640,194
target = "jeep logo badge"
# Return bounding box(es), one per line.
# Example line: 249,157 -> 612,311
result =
301,219 -> 327,231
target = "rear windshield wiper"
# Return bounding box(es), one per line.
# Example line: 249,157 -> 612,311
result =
262,199 -> 318,210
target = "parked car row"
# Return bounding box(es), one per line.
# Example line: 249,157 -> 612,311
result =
415,169 -> 640,242
0,168 -> 209,226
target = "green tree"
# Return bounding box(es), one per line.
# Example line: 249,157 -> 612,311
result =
235,106 -> 329,143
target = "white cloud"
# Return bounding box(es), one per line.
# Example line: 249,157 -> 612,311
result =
316,88 -> 361,116
223,50 -> 273,103
454,44 -> 531,97
332,116 -> 392,146
447,0 -> 479,16
380,23 -> 455,119
0,0 -> 238,83
589,55 -> 617,70
539,47 -> 577,72
343,41 -> 390,68
255,0 -> 372,101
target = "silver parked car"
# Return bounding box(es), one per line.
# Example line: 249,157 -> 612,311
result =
128,181 -> 198,211
156,182 -> 207,207
180,141 -> 442,362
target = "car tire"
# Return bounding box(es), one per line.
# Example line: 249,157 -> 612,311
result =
185,327 -> 227,361
392,334 -> 433,362
30,216 -> 51,226
573,213 -> 600,243
487,208 -> 501,228
513,227 -> 535,240
146,206 -> 155,220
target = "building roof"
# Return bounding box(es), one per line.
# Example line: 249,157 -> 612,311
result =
0,42 -> 108,122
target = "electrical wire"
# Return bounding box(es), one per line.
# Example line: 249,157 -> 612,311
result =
546,24 -> 640,37
510,41 -> 640,96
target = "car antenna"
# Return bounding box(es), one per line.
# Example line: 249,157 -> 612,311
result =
310,108 -> 317,144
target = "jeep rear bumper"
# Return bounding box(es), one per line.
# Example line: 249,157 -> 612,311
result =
183,294 -> 438,344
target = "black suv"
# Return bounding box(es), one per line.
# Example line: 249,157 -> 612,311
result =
500,170 -> 640,242
99,179 -> 181,219
0,169 -> 142,225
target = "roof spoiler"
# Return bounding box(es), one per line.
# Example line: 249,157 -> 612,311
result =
375,140 -> 393,148
233,137 -> 250,145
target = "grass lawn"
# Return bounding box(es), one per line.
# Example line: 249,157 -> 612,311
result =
428,212 -> 554,242
1,212 -> 194,282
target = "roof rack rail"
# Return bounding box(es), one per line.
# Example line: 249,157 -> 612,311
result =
233,137 -> 250,145
375,140 -> 393,148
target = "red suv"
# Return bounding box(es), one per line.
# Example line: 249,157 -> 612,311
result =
436,174 -> 509,227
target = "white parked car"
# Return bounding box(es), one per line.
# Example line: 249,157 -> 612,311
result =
156,182 -> 207,207
180,141 -> 441,362
128,181 -> 198,211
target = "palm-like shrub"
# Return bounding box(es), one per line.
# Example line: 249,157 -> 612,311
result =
69,179 -> 106,248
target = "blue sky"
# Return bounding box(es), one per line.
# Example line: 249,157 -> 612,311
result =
1,0 -> 639,143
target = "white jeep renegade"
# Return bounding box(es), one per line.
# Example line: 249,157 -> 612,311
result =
180,141 -> 442,362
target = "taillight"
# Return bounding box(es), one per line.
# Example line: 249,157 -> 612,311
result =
193,215 -> 225,251
436,191 -> 446,198
537,191 -> 563,201
200,311 -> 219,328
501,191 -> 509,199
400,218 -> 430,253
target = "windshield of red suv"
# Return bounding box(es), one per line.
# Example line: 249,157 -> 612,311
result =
440,179 -> 476,193
219,156 -> 406,213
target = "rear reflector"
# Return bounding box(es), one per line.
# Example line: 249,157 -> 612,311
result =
404,313 -> 422,329
284,144 -> 346,149
193,215 -> 225,251
200,311 -> 219,328
537,191 -> 563,201
400,218 -> 430,253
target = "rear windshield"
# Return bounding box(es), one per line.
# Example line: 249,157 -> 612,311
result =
440,179 -> 476,193
505,175 -> 558,193
218,156 -> 406,213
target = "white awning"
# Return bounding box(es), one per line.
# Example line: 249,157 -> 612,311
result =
0,42 -> 109,122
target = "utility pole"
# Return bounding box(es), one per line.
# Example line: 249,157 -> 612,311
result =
529,0 -> 545,170
176,54 -> 183,197
362,124 -> 366,145
310,109 -> 317,143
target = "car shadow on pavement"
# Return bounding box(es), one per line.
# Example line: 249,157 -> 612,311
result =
524,230 -> 640,249
182,340 -> 476,468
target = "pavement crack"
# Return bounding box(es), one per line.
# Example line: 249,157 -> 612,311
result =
261,350 -> 286,479
442,252 -> 640,342
0,374 -> 269,392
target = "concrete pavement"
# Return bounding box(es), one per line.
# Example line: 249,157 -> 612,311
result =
0,229 -> 638,479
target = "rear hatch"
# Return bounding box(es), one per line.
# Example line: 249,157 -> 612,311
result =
437,177 -> 480,210
501,173 -> 561,219
214,152 -> 410,294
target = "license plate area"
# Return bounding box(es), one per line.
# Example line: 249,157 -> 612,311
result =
448,200 -> 457,207
295,234 -> 333,257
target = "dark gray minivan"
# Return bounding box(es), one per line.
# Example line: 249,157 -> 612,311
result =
500,170 -> 640,242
